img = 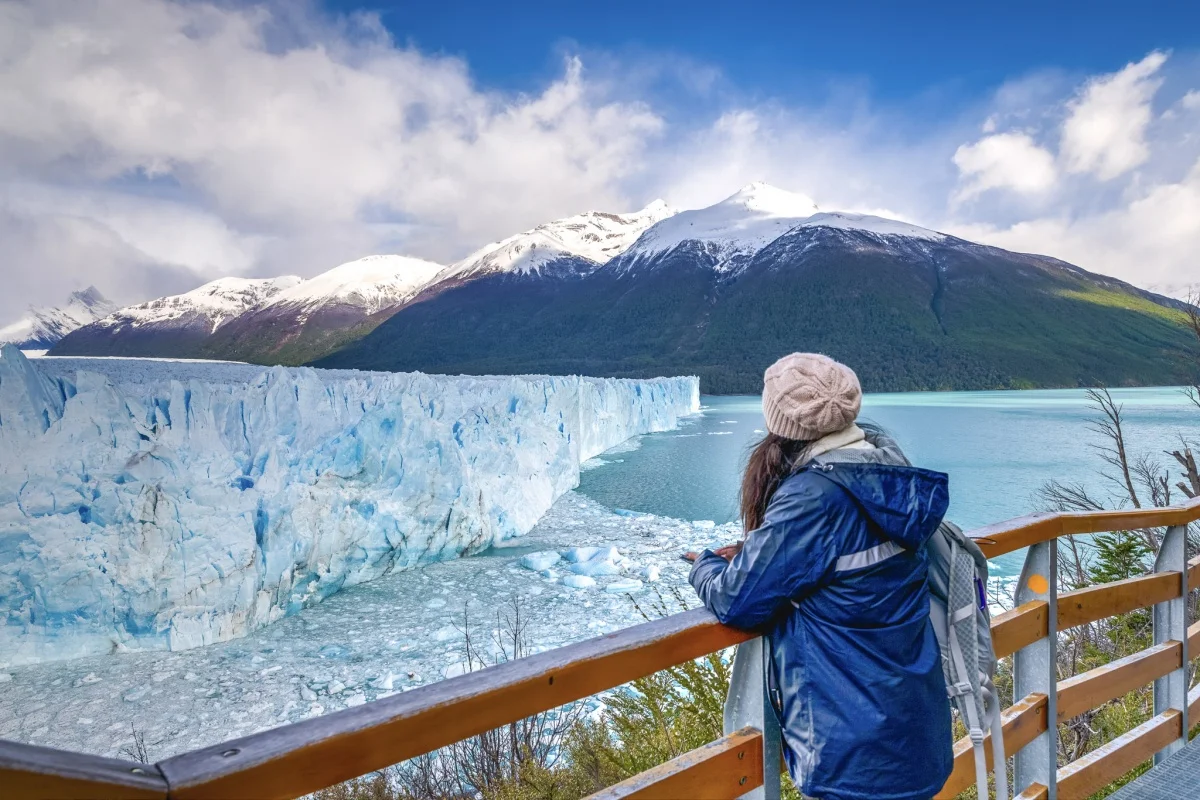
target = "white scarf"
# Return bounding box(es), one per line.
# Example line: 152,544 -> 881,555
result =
801,423 -> 873,464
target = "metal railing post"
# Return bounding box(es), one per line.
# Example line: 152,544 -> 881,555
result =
1014,539 -> 1058,799
724,637 -> 782,800
1153,524 -> 1190,762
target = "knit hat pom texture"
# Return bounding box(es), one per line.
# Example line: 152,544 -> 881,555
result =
762,353 -> 862,441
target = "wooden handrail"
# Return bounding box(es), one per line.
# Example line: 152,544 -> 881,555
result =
1056,641 -> 1181,723
992,569 -> 1187,660
971,496 -> 1200,559
1014,784 -> 1049,800
1054,709 -> 1183,798
970,513 -> 1062,559
1057,571 -> 1181,630
991,601 -> 1049,659
156,607 -> 753,800
583,727 -> 764,800
1017,685 -> 1200,800
0,739 -> 169,800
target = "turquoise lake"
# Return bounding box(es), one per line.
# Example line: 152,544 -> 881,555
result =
576,388 -> 1198,577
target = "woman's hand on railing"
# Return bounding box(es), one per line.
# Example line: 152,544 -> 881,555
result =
683,543 -> 743,563
713,543 -> 744,561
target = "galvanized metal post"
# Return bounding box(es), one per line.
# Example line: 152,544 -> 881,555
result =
1014,539 -> 1058,798
724,637 -> 782,800
1153,524 -> 1190,762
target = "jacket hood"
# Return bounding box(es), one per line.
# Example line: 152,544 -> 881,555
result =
806,428 -> 948,549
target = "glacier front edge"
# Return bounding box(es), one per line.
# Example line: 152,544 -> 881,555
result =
0,345 -> 699,667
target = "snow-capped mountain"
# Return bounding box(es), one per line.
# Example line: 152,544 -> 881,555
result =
0,287 -> 116,351
189,255 -> 446,365
111,276 -> 303,333
324,184 -> 1195,394
615,183 -> 818,273
264,255 -> 444,317
440,200 -> 675,282
794,211 -> 945,241
51,277 -> 300,359
50,181 -> 1193,387
52,257 -> 446,363
614,183 -> 953,275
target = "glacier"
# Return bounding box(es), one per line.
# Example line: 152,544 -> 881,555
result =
0,345 -> 698,667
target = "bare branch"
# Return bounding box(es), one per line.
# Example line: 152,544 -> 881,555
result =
1168,439 -> 1199,500
1085,388 -> 1142,508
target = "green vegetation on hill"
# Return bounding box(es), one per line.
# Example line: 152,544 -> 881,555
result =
199,312 -> 391,367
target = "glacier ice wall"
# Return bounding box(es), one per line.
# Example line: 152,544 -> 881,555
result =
0,345 -> 698,667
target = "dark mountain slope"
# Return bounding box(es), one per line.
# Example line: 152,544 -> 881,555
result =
317,226 -> 1198,394
198,303 -> 395,367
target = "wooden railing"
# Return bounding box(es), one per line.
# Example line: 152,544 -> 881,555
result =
3,495 -> 1199,800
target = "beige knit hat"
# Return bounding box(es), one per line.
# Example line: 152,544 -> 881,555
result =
761,353 -> 862,441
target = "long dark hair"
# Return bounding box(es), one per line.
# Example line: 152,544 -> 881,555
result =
739,421 -> 884,533
739,433 -> 813,533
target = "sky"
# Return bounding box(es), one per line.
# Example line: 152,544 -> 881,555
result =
1,0 -> 1199,322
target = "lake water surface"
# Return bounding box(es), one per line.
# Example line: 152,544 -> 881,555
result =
577,388 -> 1197,577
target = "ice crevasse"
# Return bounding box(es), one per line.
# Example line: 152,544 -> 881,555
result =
0,345 -> 699,667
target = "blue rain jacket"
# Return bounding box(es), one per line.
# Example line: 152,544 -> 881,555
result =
690,440 -> 953,800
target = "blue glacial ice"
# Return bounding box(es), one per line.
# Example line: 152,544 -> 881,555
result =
517,551 -> 561,571
0,345 -> 698,667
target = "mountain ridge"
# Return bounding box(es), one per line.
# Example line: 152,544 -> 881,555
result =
47,183 -> 1198,391
0,287 -> 117,351
317,185 -> 1197,393
52,199 -> 675,364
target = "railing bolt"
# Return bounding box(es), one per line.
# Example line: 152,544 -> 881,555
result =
737,750 -> 744,760
740,776 -> 747,785
222,748 -> 240,757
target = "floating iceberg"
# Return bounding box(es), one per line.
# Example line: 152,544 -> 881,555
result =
0,345 -> 698,667
562,546 -> 610,563
518,551 -> 562,571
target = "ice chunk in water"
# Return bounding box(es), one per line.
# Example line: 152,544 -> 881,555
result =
518,551 -> 561,571
432,625 -> 459,643
561,575 -> 596,589
317,644 -> 351,660
561,546 -> 606,563
605,579 -> 644,594
569,559 -> 622,577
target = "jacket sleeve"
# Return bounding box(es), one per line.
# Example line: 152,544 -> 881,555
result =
689,477 -> 843,630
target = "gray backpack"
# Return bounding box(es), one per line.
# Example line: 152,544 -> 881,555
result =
925,521 -> 1009,800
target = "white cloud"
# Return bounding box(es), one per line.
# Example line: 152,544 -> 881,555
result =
952,132 -> 1058,200
7,183 -> 262,278
948,156 -> 1200,296
1060,51 -> 1168,180
641,103 -> 962,224
0,0 -> 661,319
0,1 -> 1198,325
0,205 -> 204,314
